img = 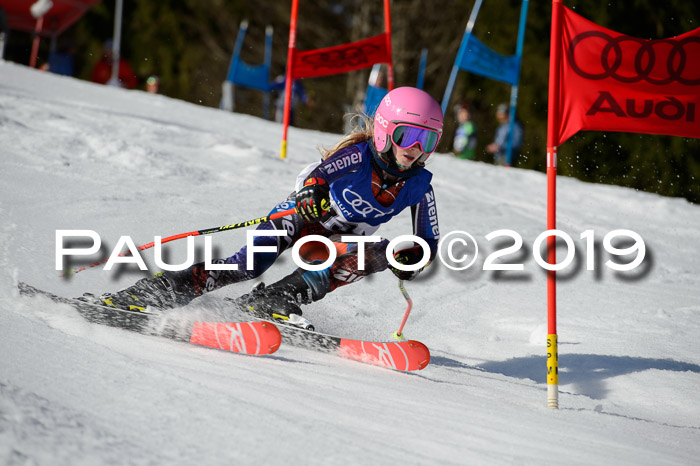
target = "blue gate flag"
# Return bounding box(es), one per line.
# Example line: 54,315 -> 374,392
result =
364,84 -> 388,116
441,0 -> 529,166
458,33 -> 520,86
226,21 -> 272,92
229,62 -> 271,91
222,21 -> 273,118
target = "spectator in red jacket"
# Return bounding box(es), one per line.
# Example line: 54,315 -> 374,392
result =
90,40 -> 138,89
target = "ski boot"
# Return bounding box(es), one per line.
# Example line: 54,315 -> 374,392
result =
236,271 -> 316,331
82,272 -> 188,313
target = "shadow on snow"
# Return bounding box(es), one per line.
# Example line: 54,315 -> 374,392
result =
431,353 -> 700,400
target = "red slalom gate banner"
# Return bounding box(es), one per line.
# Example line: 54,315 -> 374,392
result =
280,0 -> 394,158
545,0 -> 700,410
292,33 -> 391,79
554,5 -> 700,145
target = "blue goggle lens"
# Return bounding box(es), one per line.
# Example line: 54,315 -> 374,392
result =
392,125 -> 439,154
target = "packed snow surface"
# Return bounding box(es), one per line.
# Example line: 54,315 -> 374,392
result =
1,62 -> 699,465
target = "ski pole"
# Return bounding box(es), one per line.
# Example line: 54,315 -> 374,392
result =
62,207 -> 297,277
392,279 -> 413,340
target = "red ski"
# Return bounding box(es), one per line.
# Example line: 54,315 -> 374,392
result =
18,282 -> 281,356
338,338 -> 430,371
273,324 -> 431,371
190,321 -> 281,355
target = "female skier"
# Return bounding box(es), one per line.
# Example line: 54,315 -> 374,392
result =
94,87 -> 443,328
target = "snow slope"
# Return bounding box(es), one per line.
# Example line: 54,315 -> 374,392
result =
1,61 -> 699,465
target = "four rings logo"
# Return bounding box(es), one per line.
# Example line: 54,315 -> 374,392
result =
300,45 -> 380,71
341,188 -> 394,219
568,31 -> 700,85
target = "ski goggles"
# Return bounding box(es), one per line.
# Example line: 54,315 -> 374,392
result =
388,122 -> 441,155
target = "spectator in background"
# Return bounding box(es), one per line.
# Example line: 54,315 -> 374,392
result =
486,103 -> 523,166
90,39 -> 138,89
48,38 -> 77,76
452,103 -> 477,160
146,75 -> 160,94
271,75 -> 309,126
0,6 -> 9,60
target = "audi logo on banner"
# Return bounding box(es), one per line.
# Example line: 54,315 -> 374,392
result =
568,31 -> 700,85
300,44 -> 380,71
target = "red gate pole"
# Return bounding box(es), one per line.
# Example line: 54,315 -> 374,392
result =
383,0 -> 394,91
280,0 -> 299,159
29,17 -> 44,68
545,0 -> 563,410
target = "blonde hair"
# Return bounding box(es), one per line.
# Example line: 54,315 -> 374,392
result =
320,113 -> 374,161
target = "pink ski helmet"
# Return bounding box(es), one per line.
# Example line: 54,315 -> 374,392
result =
373,87 -> 444,168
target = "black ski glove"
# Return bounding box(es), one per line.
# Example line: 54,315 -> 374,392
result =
389,245 -> 429,281
295,177 -> 331,223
